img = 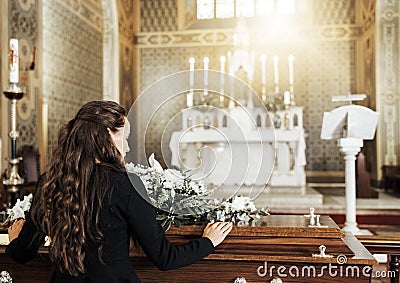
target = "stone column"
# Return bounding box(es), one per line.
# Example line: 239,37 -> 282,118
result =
338,138 -> 363,234
376,0 -> 400,180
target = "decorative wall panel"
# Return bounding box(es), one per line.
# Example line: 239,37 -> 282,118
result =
135,1 -> 365,172
312,0 -> 356,25
141,0 -> 177,32
43,0 -> 103,156
138,40 -> 355,171
117,0 -> 135,41
8,0 -> 39,149
376,0 -> 400,172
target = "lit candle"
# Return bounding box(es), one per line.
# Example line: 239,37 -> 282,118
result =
288,55 -> 294,87
261,55 -> 267,85
203,57 -> 209,95
188,57 -> 195,107
273,56 -> 279,93
284,91 -> 291,105
187,90 -> 193,107
220,56 -> 226,92
189,57 -> 195,89
9,38 -> 19,84
203,57 -> 209,86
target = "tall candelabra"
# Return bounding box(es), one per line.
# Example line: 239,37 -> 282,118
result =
2,38 -> 26,209
2,84 -> 25,208
1,38 -> 26,208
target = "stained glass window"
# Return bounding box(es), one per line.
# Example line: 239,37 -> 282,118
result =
276,0 -> 296,15
216,0 -> 234,18
236,0 -> 254,17
196,0 -> 297,20
197,0 -> 214,19
255,0 -> 275,16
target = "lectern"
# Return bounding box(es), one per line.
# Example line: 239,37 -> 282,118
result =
321,95 -> 379,234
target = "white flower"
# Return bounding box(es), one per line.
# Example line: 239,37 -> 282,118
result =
19,194 -> 33,211
216,210 -> 226,221
125,155 -> 269,229
163,180 -> 173,189
125,162 -> 136,172
226,196 -> 257,212
165,169 -> 184,184
230,196 -> 249,211
6,194 -> 33,222
148,153 -> 163,172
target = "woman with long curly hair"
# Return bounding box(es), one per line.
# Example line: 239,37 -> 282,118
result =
6,100 -> 232,282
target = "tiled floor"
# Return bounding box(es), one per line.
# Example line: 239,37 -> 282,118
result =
261,186 -> 400,215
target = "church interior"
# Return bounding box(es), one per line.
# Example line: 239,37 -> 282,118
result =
0,0 -> 400,282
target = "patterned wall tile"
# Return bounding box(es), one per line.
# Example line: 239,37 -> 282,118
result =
312,0 -> 356,25
141,0 -> 177,32
139,40 -> 356,171
43,0 -> 103,156
8,0 -> 39,150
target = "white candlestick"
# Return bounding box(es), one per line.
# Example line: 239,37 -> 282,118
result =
273,55 -> 279,93
187,90 -> 193,107
261,55 -> 267,85
220,56 -> 226,92
203,57 -> 209,85
288,55 -> 294,87
189,57 -> 195,89
203,57 -> 209,95
284,91 -> 291,105
9,38 -> 19,84
187,57 -> 195,107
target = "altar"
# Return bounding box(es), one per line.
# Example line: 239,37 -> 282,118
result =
169,105 -> 306,192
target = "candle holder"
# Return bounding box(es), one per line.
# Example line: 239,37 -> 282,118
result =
2,83 -> 25,208
289,87 -> 296,106
283,104 -> 290,131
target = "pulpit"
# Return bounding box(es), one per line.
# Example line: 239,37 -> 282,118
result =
321,98 -> 379,234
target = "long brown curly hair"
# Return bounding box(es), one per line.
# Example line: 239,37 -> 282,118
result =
30,101 -> 126,276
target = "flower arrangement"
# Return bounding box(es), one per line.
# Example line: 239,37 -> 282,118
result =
2,194 -> 33,226
126,154 -> 213,230
207,196 -> 269,225
126,154 -> 268,230
3,155 -> 269,231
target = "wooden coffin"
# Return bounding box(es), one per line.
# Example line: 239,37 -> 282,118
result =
0,215 -> 376,283
130,215 -> 376,283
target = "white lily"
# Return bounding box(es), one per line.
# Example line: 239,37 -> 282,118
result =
148,153 -> 164,172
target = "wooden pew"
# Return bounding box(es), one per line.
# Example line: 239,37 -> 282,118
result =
382,165 -> 400,194
357,235 -> 400,283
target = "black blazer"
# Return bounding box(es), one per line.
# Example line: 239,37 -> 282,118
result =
6,166 -> 214,282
